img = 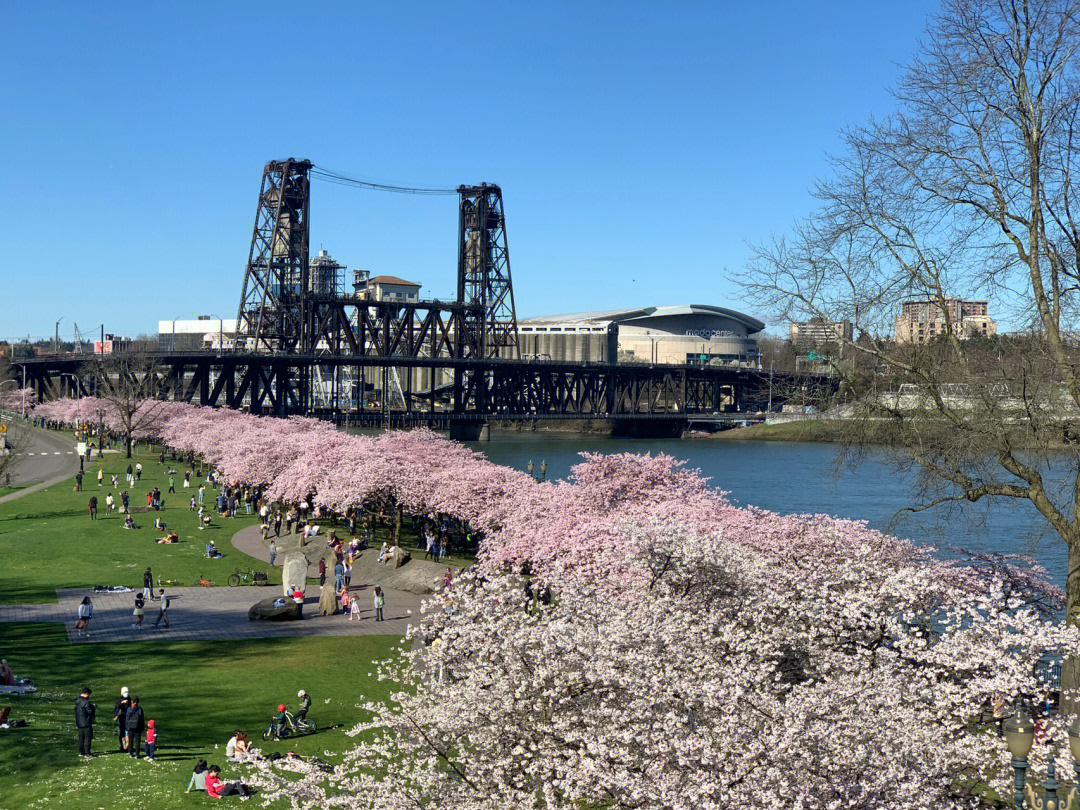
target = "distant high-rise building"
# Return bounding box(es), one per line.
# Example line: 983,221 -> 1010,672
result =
895,298 -> 996,343
789,318 -> 853,345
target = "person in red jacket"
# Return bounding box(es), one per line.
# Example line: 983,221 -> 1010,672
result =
205,765 -> 248,797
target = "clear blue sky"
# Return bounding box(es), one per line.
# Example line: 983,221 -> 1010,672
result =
3,0 -> 939,341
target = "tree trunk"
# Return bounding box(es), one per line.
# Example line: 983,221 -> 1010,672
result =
393,505 -> 402,546
125,433 -> 132,458
1061,542 -> 1080,717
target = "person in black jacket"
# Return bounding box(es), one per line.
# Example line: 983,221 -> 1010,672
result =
75,687 -> 96,757
125,695 -> 145,758
113,686 -> 131,752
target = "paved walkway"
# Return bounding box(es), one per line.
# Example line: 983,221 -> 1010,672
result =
0,583 -> 422,644
0,421 -> 83,504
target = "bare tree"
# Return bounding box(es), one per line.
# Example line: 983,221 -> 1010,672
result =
80,351 -> 167,458
740,0 -> 1080,701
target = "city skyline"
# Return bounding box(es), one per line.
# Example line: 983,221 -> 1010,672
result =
4,1 -> 941,341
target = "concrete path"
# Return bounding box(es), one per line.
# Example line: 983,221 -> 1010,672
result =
0,421 -> 82,504
0,584 -> 422,644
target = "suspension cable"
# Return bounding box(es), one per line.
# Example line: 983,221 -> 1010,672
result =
310,165 -> 458,196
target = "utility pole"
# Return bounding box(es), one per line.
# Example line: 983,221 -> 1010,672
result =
768,359 -> 774,414
55,317 -> 63,355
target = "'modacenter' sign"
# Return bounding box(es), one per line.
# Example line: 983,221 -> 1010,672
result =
684,329 -> 736,338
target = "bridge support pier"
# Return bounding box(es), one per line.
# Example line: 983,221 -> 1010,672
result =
448,422 -> 489,442
611,417 -> 687,439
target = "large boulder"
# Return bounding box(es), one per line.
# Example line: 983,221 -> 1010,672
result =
318,582 -> 337,616
281,553 -> 308,596
248,596 -> 302,622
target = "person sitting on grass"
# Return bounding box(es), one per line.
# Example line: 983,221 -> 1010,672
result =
153,517 -> 167,531
155,532 -> 178,544
226,730 -> 251,763
185,759 -> 209,793
205,540 -> 223,558
123,515 -> 139,530
0,659 -> 14,687
205,764 -> 251,797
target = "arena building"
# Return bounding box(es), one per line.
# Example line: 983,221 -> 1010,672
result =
515,305 -> 764,366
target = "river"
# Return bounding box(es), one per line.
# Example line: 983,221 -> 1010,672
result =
462,433 -> 1069,588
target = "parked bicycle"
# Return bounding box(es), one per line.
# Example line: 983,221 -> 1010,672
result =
262,706 -> 317,740
228,567 -> 269,587
192,575 -> 215,587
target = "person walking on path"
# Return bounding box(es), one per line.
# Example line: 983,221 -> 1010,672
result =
105,493 -> 115,514
374,586 -> 385,622
168,476 -> 175,494
97,468 -> 103,487
75,470 -> 83,491
125,696 -> 145,758
135,462 -> 142,481
340,589 -> 351,620
273,510 -> 282,537
75,597 -> 93,637
197,485 -> 205,507
87,496 -> 97,520
153,590 -> 171,628
126,463 -> 133,484
268,540 -> 277,567
132,593 -> 146,629
334,560 -> 344,593
75,687 -> 96,758
120,490 -> 129,513
143,567 -> 154,602
113,687 -> 131,751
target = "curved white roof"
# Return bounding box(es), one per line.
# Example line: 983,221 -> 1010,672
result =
520,305 -> 765,334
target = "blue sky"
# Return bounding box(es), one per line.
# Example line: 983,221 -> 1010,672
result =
2,0 -> 939,341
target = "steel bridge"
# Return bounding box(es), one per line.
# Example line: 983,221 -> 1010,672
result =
16,158 -> 835,436
17,350 -> 827,435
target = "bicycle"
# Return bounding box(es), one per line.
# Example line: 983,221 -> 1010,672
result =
157,578 -> 181,587
192,576 -> 215,587
228,567 -> 269,587
262,706 -> 317,740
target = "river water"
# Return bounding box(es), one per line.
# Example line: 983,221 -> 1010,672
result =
462,433 -> 1069,588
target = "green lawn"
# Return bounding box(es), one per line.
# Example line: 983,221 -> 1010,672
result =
0,622 -> 400,809
0,434 -> 406,808
0,447 -> 272,603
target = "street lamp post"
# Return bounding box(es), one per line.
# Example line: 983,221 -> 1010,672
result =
1003,711 -> 1080,808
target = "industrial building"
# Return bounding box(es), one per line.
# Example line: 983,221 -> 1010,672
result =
789,318 -> 854,346
158,317 -> 237,351
516,306 -> 764,366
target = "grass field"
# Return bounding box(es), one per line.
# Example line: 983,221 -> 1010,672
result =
0,446 -> 272,604
0,622 -> 400,809
0,435 -> 404,809
710,419 -> 846,442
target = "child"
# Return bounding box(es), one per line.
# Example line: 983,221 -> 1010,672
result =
339,589 -> 350,619
349,591 -> 361,621
145,719 -> 156,760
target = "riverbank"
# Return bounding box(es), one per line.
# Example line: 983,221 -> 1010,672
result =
711,419 -> 845,442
